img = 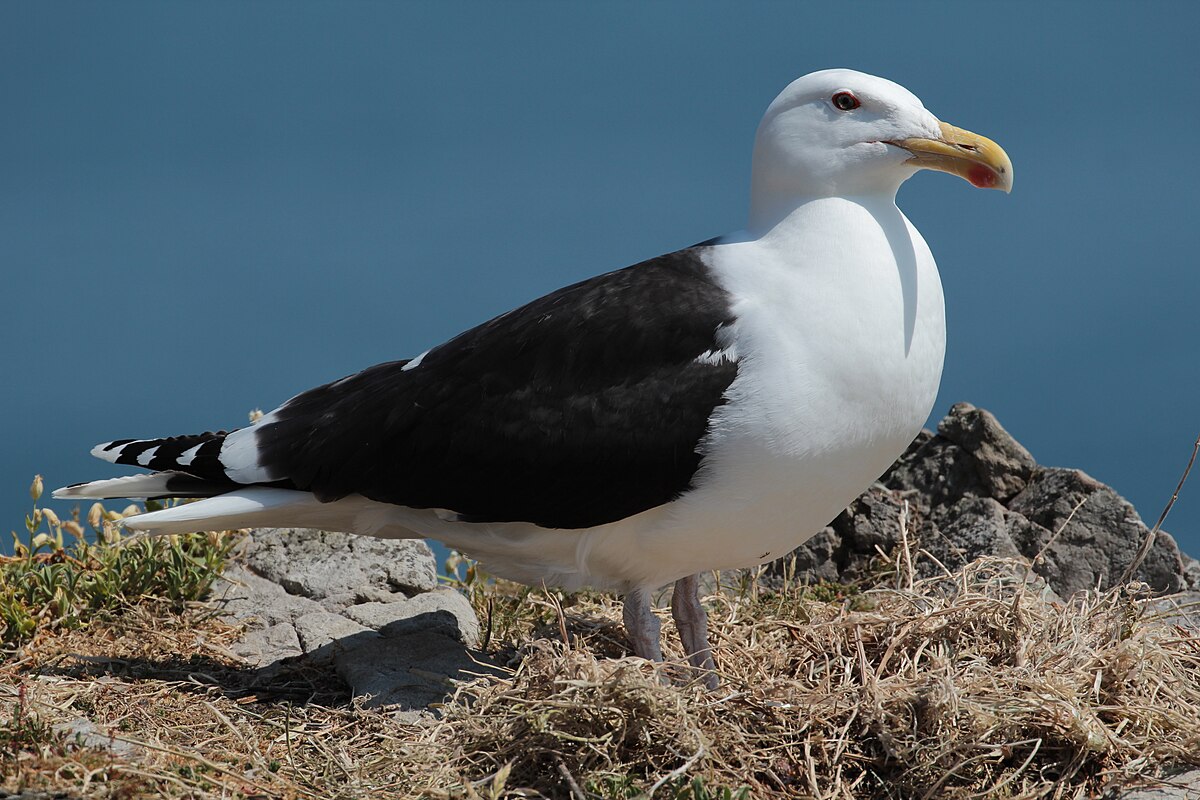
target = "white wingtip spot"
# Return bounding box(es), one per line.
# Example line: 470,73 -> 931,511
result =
176,442 -> 204,466
136,446 -> 159,466
401,349 -> 429,372
90,442 -> 122,463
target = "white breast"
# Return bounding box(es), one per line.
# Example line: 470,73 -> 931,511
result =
623,195 -> 946,582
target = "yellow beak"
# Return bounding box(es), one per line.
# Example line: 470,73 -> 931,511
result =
893,121 -> 1013,192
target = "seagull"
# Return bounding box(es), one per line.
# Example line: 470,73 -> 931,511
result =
56,69 -> 1011,688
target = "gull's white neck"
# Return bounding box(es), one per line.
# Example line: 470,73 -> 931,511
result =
747,131 -> 916,233
748,174 -> 907,234
747,192 -> 895,239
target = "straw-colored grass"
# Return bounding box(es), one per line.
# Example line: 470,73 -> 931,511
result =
411,556 -> 1200,798
2,488 -> 1199,798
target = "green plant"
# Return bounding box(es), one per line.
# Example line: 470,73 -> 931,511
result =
1,475 -> 238,649
0,683 -> 57,759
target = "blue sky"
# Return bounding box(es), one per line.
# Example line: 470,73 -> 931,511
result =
3,2 -> 1198,559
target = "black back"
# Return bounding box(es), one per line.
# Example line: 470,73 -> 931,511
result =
249,245 -> 738,529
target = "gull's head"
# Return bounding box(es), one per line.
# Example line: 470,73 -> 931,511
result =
751,69 -> 1012,212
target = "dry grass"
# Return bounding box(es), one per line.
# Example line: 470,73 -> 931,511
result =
3,531 -> 1199,798
1,605 -> 421,799
413,556 -> 1200,798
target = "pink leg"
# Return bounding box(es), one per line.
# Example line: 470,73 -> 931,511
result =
622,586 -> 663,662
671,574 -> 718,689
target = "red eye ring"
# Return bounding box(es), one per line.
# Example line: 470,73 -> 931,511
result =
832,92 -> 860,111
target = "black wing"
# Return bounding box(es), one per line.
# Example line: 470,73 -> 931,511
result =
254,245 -> 738,529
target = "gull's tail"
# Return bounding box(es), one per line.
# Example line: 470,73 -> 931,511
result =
53,426 -> 388,537
86,431 -> 233,475
53,430 -> 239,503
52,471 -> 232,501
52,428 -> 303,534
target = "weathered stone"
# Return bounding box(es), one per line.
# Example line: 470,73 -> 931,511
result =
783,485 -> 918,585
1181,555 -> 1200,592
229,622 -> 303,667
1009,468 -> 1183,595
881,403 -> 1035,507
831,486 -> 916,582
783,526 -> 842,583
211,518 -> 489,721
211,563 -> 325,626
883,431 -> 984,507
1150,592 -> 1200,632
837,487 -> 907,554
334,631 -> 501,711
1110,769 -> 1200,799
239,528 -> 437,601
355,586 -> 407,604
345,589 -> 480,647
925,496 -> 1023,569
52,717 -> 143,757
936,402 -> 1037,501
318,592 -> 360,611
293,611 -> 373,653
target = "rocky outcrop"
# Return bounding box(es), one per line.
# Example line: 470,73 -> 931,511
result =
784,403 -> 1188,597
210,530 -> 496,720
237,527 -> 438,603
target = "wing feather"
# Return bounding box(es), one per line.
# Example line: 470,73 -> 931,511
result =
253,245 -> 738,529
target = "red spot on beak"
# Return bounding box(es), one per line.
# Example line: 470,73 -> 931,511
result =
968,165 -> 997,189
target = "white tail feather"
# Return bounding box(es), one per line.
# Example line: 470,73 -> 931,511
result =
120,487 -> 340,535
53,473 -> 186,500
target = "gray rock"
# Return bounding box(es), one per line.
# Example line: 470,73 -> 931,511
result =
354,586 -> 410,604
1010,468 -> 1183,595
884,430 -> 986,507
1150,592 -> 1200,631
239,528 -> 437,602
293,610 -> 373,653
210,562 -> 325,666
345,589 -> 480,647
781,486 -> 909,585
1110,769 -> 1200,799
52,716 -> 142,757
212,563 -> 326,626
936,402 -> 1037,502
211,525 -> 486,721
229,621 -> 303,667
883,403 -> 1035,506
334,631 -> 501,712
782,526 -> 842,583
839,487 -> 906,555
1183,555 -> 1200,592
925,496 -> 1023,569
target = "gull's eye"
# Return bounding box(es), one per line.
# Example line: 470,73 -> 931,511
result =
832,92 -> 860,111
